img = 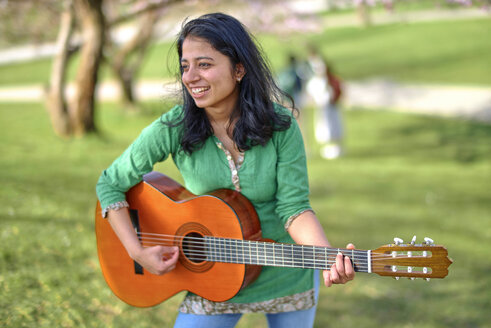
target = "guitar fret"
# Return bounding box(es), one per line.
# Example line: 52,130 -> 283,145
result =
245,240 -> 251,264
301,245 -> 305,268
311,246 -> 318,269
257,242 -> 262,265
293,245 -> 302,268
251,241 -> 257,265
223,238 -> 228,263
271,244 -> 276,266
258,242 -> 264,265
229,239 -> 233,263
246,241 -> 251,264
302,245 -> 314,269
352,248 -> 356,271
280,244 -> 285,266
256,242 -> 260,265
290,244 -> 294,267
207,238 -> 212,262
216,238 -> 220,262
286,244 -> 293,267
220,238 -> 225,262
264,242 -> 274,266
324,247 -> 328,270
228,239 -> 232,263
235,239 -> 239,264
235,240 -> 244,263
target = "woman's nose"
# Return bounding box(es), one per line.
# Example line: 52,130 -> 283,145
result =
183,66 -> 199,83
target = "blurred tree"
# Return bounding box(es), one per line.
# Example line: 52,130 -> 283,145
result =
46,0 -> 76,136
354,0 -> 372,27
104,2 -> 167,111
44,0 -> 182,136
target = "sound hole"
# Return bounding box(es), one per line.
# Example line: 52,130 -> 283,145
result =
175,222 -> 214,273
183,232 -> 206,263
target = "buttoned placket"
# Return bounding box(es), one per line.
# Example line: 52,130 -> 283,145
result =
215,141 -> 244,192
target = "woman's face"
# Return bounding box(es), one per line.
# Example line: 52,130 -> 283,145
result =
181,36 -> 244,115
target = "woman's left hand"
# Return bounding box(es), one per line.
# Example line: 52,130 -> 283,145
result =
322,243 -> 356,287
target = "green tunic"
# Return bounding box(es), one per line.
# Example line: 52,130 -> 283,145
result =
96,104 -> 314,303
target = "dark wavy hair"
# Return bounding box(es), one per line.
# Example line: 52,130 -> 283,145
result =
167,12 -> 295,154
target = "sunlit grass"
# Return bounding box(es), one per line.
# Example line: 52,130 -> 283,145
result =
1,101 -> 489,327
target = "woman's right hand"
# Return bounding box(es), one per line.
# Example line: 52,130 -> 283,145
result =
132,245 -> 179,275
107,207 -> 179,276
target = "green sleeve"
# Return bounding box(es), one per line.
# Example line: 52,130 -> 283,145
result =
96,106 -> 181,211
273,109 -> 312,226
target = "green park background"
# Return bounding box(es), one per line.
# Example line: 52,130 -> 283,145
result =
1,2 -> 490,327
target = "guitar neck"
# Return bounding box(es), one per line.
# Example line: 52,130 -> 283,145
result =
205,237 -> 371,273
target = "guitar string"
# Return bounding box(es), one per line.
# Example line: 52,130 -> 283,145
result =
140,242 -> 375,270
135,232 -> 395,259
139,241 -> 419,266
136,233 -> 396,260
137,232 -> 435,262
137,236 -> 401,262
139,243 -> 423,274
136,235 -> 433,274
138,238 -> 373,267
137,236 -> 390,261
136,245 -> 399,271
138,239 -> 432,273
140,240 -> 373,264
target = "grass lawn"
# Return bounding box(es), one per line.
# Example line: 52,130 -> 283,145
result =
0,101 -> 490,327
0,17 -> 490,86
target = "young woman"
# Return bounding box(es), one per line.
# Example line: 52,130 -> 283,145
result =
96,13 -> 355,328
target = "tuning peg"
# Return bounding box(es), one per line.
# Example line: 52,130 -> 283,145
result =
394,237 -> 403,245
423,268 -> 430,281
411,235 -> 417,245
424,237 -> 434,245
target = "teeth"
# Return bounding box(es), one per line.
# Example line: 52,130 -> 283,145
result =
192,87 -> 209,94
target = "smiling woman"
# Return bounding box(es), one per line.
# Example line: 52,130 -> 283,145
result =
95,12 -> 355,328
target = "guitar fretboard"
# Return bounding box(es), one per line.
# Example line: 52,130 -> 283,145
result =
205,237 -> 370,273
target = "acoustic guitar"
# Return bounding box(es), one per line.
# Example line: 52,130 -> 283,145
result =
95,171 -> 452,307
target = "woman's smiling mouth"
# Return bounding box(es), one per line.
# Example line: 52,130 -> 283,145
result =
191,87 -> 210,96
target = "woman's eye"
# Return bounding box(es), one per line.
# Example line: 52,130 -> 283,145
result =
199,62 -> 211,68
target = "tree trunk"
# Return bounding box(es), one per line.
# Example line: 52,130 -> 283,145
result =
357,1 -> 372,27
70,0 -> 105,135
110,10 -> 160,108
46,0 -> 75,137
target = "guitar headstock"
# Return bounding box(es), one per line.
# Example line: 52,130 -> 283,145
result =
371,236 -> 452,280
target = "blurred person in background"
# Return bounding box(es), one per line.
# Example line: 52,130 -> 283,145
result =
277,53 -> 309,136
305,46 -> 344,159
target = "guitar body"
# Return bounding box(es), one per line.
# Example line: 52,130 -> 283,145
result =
95,172 -> 262,307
